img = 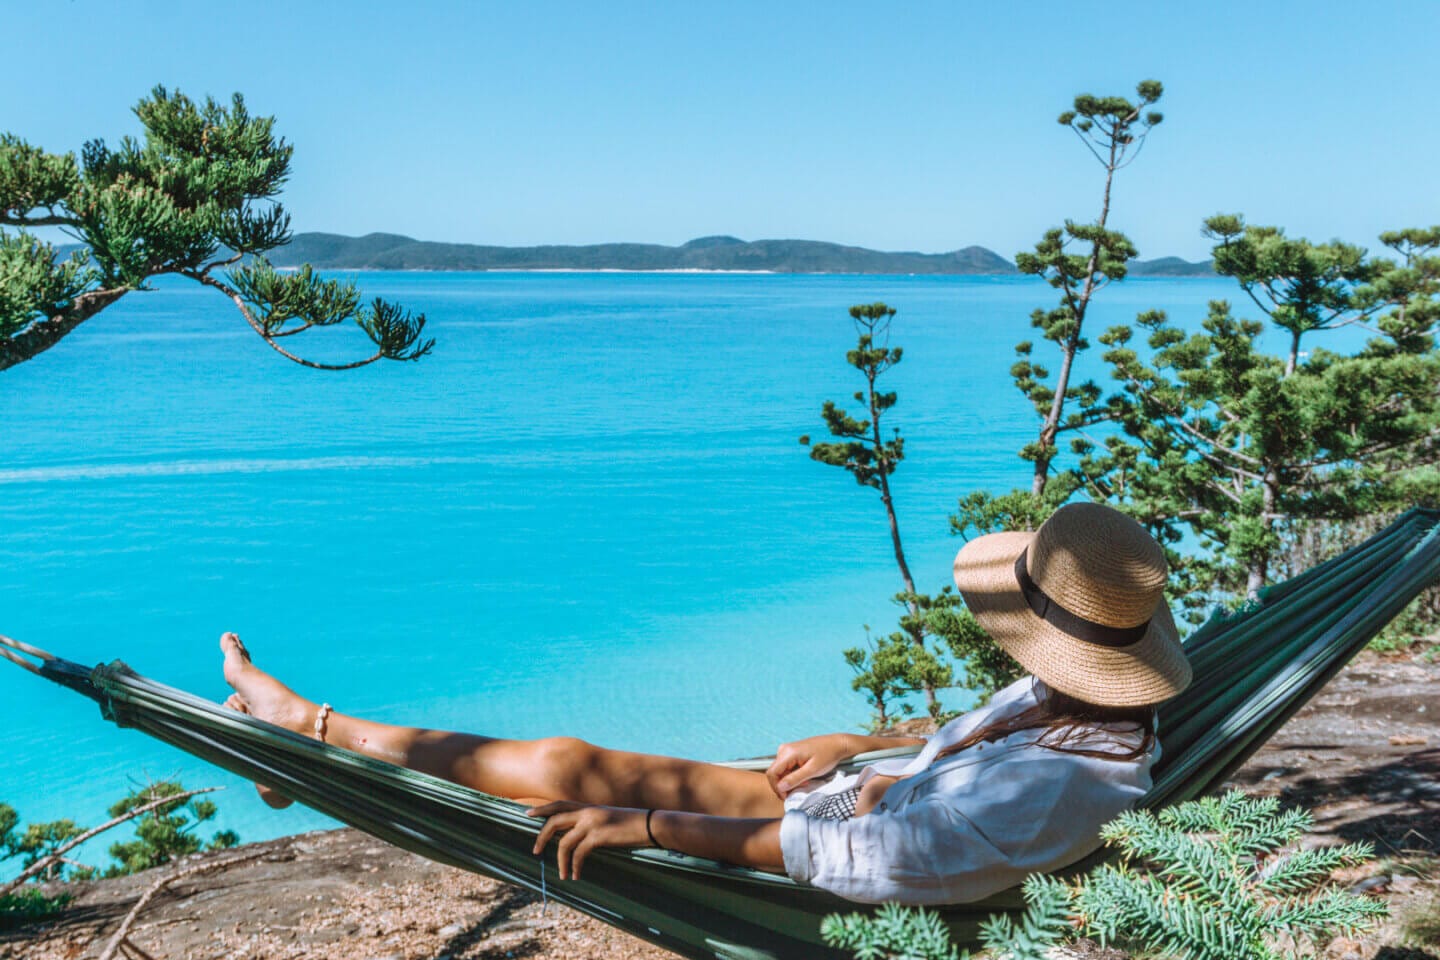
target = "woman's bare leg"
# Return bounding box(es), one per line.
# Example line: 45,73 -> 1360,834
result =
220,633 -> 783,818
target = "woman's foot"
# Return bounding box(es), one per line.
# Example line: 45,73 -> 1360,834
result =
219,631 -> 318,809
220,632 -> 317,734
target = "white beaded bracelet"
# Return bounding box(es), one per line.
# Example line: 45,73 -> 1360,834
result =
313,702 -> 333,742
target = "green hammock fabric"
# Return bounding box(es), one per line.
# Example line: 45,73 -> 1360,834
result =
7,508 -> 1440,960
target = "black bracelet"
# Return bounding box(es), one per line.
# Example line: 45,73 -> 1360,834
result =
645,808 -> 662,849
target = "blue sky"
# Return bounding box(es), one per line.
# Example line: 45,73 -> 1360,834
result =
5,1 -> 1437,260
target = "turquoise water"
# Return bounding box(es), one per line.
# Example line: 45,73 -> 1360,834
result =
0,271 -> 1238,867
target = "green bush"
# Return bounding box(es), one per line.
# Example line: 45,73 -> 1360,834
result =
0,888 -> 72,929
103,781 -> 238,877
1,780 -> 239,890
0,802 -> 86,883
823,791 -> 1387,960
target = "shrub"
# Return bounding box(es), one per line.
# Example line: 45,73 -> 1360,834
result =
822,791 -> 1387,960
103,781 -> 238,877
0,888 -> 72,929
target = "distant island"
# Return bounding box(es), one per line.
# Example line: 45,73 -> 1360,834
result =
50,232 -> 1215,276
257,232 -> 1215,276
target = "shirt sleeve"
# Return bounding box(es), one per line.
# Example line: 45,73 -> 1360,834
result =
779,747 -> 1147,905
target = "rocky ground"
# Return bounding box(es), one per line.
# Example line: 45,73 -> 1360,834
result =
4,650 -> 1437,960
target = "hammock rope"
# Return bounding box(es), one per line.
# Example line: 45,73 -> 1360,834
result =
6,507 -> 1440,960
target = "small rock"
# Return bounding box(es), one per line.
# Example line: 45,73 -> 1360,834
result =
1348,874 -> 1390,894
437,922 -> 467,937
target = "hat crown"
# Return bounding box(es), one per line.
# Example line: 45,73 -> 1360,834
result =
1027,503 -> 1167,629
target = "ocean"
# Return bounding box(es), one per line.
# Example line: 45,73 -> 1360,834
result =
0,271 -> 1238,870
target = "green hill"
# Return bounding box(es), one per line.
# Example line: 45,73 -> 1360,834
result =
265,232 -> 1020,274
51,233 -> 1214,276
1129,255 -> 1215,277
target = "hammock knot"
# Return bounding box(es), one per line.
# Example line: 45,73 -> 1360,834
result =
89,660 -> 135,727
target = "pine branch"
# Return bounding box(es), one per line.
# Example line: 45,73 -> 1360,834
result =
0,787 -> 221,896
979,874 -> 1074,960
0,286 -> 129,371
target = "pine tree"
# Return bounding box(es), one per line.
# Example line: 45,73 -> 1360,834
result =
4,816 -> 86,883
843,628 -> 915,730
805,304 -> 915,598
0,781 -> 237,894
1090,219 -> 1440,597
103,781 -> 237,876
951,79 -> 1163,550
804,304 -> 980,720
0,86 -> 433,371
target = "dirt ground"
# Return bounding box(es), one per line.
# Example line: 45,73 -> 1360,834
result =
5,650 -> 1438,960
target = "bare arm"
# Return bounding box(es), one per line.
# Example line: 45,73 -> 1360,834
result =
839,733 -> 929,753
528,802 -> 783,880
652,811 -> 782,868
527,733 -> 928,879
766,732 -> 927,799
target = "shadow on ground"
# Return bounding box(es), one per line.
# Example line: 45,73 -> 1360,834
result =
434,885 -> 547,959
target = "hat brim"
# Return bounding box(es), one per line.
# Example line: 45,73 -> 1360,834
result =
953,531 -> 1192,708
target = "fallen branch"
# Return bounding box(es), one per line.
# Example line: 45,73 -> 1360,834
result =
96,849 -> 267,960
0,786 -> 222,896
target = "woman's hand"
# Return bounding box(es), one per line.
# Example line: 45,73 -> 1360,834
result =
527,801 -> 649,880
765,733 -> 859,799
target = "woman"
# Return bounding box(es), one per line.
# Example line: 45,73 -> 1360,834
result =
220,502 -> 1191,904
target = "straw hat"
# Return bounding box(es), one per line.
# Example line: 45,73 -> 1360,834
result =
952,501 -> 1191,707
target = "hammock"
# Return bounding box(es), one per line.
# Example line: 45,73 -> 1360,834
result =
6,508 -> 1440,960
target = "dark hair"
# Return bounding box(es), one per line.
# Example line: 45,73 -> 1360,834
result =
935,680 -> 1156,762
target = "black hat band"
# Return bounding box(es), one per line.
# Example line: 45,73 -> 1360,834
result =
1013,548 -> 1151,648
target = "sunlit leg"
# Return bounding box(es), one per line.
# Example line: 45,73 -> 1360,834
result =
219,632 -> 783,817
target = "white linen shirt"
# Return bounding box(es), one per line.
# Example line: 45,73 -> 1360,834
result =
778,677 -> 1157,904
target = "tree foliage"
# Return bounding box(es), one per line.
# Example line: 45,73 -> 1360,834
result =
103,781 -> 238,877
1090,221 -> 1440,596
950,80 -> 1164,645
804,303 -> 908,503
0,86 -> 433,370
942,81 -> 1164,694
0,807 -> 85,883
806,305 -> 1009,722
0,888 -> 72,929
0,780 -> 238,887
807,305 -> 943,718
945,80 -> 1440,625
953,79 -> 1162,547
822,792 -> 1386,960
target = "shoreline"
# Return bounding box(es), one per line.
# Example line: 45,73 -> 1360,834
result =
9,649 -> 1437,960
272,266 -> 1215,278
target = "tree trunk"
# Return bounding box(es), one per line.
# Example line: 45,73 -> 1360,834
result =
869,374 -> 917,603
1245,558 -> 1266,599
1248,469 -> 1281,599
868,371 -> 936,713
1032,342 -> 1079,497
1285,330 -> 1302,377
1031,138 -> 1120,498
